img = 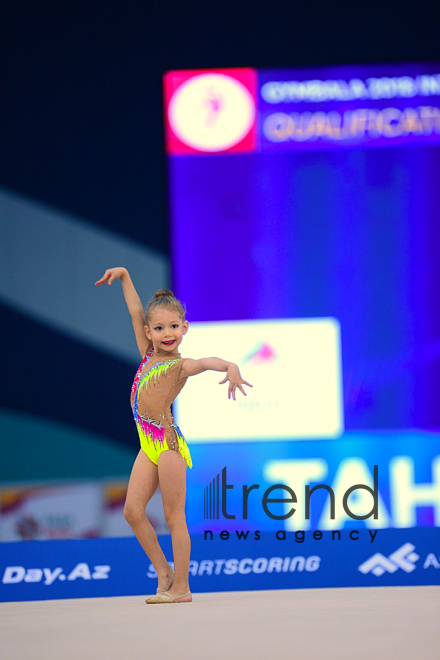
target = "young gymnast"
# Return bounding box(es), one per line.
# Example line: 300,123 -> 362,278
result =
95,267 -> 252,603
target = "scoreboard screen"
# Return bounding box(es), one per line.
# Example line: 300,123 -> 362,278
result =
164,63 -> 440,437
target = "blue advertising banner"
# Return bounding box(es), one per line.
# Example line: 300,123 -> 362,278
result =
1,526 -> 439,602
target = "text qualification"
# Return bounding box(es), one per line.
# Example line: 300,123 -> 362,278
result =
263,106 -> 440,144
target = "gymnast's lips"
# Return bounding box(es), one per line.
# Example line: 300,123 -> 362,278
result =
162,340 -> 175,345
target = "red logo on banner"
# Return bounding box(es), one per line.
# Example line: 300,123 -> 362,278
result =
164,68 -> 257,155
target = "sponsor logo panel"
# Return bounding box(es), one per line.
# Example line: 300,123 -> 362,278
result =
1,528 -> 438,602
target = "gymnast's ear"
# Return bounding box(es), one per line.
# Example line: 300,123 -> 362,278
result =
144,324 -> 152,340
182,320 -> 189,335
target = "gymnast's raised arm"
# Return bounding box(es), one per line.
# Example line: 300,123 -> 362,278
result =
95,267 -> 152,358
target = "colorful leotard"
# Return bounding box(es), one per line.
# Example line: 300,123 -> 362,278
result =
130,348 -> 193,468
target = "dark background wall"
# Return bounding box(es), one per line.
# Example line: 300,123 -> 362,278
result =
2,0 -> 440,256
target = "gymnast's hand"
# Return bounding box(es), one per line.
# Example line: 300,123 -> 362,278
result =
94,267 -> 127,285
219,364 -> 253,401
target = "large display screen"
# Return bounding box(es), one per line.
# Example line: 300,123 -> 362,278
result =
164,62 -> 440,434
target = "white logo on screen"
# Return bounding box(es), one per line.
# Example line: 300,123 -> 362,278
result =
168,73 -> 255,152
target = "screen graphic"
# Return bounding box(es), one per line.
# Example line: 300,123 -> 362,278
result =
259,67 -> 440,151
175,318 -> 343,441
164,68 -> 257,154
165,65 -> 440,154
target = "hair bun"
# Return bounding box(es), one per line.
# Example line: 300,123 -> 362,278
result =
145,289 -> 186,323
153,288 -> 174,299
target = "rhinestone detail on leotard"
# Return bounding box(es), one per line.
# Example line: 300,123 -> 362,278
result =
131,350 -> 192,467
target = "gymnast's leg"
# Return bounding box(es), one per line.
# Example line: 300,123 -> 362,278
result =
158,449 -> 191,597
123,449 -> 173,591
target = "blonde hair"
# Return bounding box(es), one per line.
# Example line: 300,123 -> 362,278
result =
145,289 -> 186,325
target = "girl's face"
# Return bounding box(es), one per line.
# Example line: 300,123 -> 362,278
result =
145,307 -> 188,353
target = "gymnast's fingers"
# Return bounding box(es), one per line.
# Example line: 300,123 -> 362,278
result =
94,270 -> 109,285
